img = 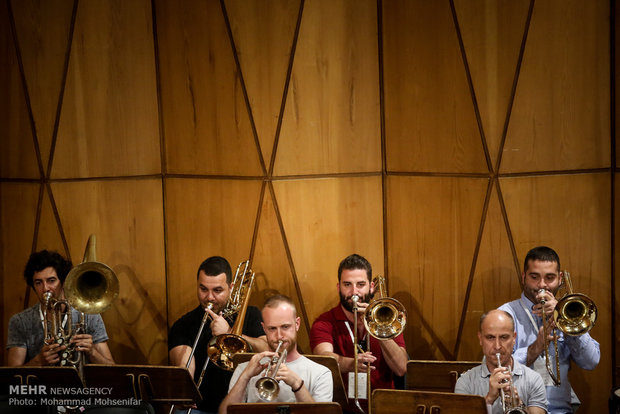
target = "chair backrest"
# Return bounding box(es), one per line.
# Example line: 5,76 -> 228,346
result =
372,389 -> 486,414
406,360 -> 479,392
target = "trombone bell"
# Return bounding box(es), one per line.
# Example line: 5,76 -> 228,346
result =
554,293 -> 597,336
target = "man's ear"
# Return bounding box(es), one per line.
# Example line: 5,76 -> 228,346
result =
295,317 -> 300,331
477,331 -> 483,347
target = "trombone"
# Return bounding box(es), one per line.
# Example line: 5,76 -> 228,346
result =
207,260 -> 256,371
495,353 -> 527,414
539,271 -> 597,386
255,339 -> 288,401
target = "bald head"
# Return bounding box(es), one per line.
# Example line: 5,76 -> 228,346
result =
479,309 -> 515,332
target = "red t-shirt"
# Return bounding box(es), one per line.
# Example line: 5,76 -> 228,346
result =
310,304 -> 406,392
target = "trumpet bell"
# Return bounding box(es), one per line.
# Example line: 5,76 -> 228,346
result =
364,297 -> 407,340
256,376 -> 279,401
207,334 -> 252,371
554,293 -> 597,336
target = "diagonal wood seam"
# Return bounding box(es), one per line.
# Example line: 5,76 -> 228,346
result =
7,0 -> 79,308
451,0 -> 535,358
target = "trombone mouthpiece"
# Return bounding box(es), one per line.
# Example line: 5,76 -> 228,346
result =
205,303 -> 214,311
538,289 -> 547,304
496,353 -> 501,367
351,295 -> 360,303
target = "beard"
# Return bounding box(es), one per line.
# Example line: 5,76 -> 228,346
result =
339,291 -> 372,312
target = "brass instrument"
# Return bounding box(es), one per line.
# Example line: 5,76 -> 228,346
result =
207,260 -> 255,371
255,339 -> 288,401
43,235 -> 118,380
363,276 -> 407,340
351,294 -> 368,414
496,353 -> 527,414
539,271 -> 598,386
539,288 -> 561,386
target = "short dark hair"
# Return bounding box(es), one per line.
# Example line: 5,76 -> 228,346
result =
337,254 -> 372,282
523,246 -> 560,273
197,256 -> 232,283
23,250 -> 73,288
479,309 -> 515,331
263,294 -> 297,317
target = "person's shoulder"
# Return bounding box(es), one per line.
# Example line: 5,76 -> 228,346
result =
10,304 -> 38,322
314,305 -> 339,322
170,306 -> 202,327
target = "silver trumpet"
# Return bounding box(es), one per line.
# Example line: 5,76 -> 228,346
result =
256,339 -> 288,401
496,353 -> 527,414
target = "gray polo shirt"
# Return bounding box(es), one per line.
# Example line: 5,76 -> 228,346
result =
454,357 -> 547,414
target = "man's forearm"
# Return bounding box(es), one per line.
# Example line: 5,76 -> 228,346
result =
379,341 -> 407,376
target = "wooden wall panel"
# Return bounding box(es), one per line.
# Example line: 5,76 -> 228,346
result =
383,1 -> 487,174
0,1 -> 40,180
251,190 -> 312,351
165,178 -> 263,324
273,177 -> 384,325
453,0 -> 530,166
53,0 -> 160,179
0,183 -> 39,363
51,179 -> 167,364
275,0 -> 381,176
501,173 -> 611,413
459,182 -> 522,361
502,0 -> 610,173
156,0 -> 262,176
11,0 -> 74,171
225,0 -> 301,168
386,176 -> 488,360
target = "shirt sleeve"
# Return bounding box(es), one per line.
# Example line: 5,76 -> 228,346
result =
242,306 -> 264,338
309,316 -> 335,350
525,369 -> 548,412
564,333 -> 600,370
85,314 -> 109,344
310,366 -> 334,402
168,317 -> 191,350
7,314 -> 27,349
453,375 -> 471,395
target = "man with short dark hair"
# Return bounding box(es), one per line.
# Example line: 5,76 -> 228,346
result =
168,256 -> 268,414
219,294 -> 333,413
7,250 -> 114,366
455,310 -> 547,414
309,254 -> 407,413
498,246 -> 600,414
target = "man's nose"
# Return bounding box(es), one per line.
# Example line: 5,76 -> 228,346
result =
494,338 -> 501,349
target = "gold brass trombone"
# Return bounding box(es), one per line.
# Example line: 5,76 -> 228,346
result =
207,260 -> 255,371
255,339 -> 288,401
363,276 -> 407,340
539,271 -> 597,386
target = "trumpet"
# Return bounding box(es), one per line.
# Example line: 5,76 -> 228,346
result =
255,339 -> 288,401
496,353 -> 527,414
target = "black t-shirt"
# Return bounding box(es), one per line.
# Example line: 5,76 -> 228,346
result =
168,305 -> 264,412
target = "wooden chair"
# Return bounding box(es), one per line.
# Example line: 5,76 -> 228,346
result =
406,360 -> 479,392
371,389 -> 486,414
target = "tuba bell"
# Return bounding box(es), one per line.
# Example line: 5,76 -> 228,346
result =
43,234 -> 118,379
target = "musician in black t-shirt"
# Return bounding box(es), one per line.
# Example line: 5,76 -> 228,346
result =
168,256 -> 267,414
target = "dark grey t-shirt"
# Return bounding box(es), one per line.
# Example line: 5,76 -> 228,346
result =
7,304 -> 109,363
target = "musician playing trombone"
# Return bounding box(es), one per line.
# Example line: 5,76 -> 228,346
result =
7,250 -> 115,367
498,247 -> 600,414
219,294 -> 333,413
168,256 -> 268,414
309,254 -> 407,413
455,310 -> 547,414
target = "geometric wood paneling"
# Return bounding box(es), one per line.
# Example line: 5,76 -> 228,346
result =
502,0 -> 610,173
0,2 -> 40,180
53,0 -> 161,179
11,0 -> 74,172
383,1 -> 487,174
156,0 -> 263,176
226,0 -> 301,168
387,176 -> 488,360
275,0 -> 381,176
